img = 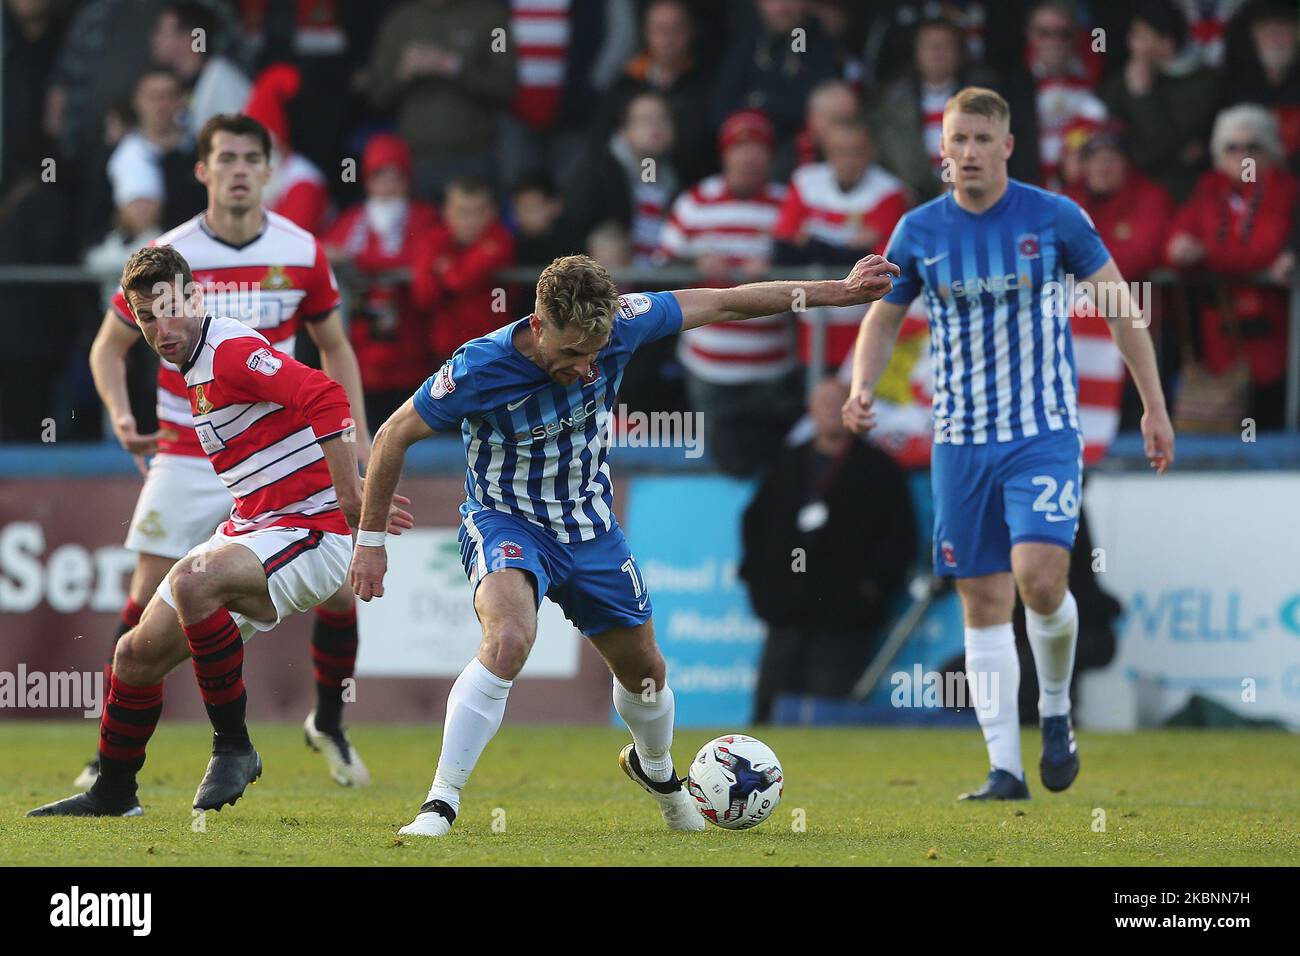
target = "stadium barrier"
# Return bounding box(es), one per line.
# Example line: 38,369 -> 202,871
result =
2,263 -> 1299,728
0,261 -> 1297,432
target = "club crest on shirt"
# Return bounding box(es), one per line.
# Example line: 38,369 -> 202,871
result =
1017,233 -> 1040,259
497,541 -> 524,560
431,362 -> 456,399
583,364 -> 602,386
261,265 -> 293,290
618,293 -> 652,320
194,384 -> 214,415
246,348 -> 282,376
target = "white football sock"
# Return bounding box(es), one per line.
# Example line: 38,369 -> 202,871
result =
1026,590 -> 1079,719
612,679 -> 676,783
425,658 -> 512,812
964,623 -> 1023,778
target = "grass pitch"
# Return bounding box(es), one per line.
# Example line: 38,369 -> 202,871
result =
1,722 -> 1296,866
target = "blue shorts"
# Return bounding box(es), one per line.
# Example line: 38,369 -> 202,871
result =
457,505 -> 652,636
931,428 -> 1083,578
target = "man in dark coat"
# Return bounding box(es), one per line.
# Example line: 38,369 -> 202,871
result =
741,377 -> 917,722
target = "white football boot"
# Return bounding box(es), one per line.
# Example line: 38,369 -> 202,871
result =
398,799 -> 457,837
619,743 -> 707,832
303,710 -> 371,786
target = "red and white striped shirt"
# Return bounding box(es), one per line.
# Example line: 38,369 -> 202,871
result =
1034,76 -> 1106,187
774,163 -> 908,250
921,85 -> 954,172
773,162 -> 909,364
113,211 -> 341,458
510,0 -> 570,131
632,178 -> 670,267
182,315 -> 352,536
660,174 -> 795,383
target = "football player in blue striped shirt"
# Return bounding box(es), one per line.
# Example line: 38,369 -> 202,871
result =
846,88 -> 1175,801
352,252 -> 899,836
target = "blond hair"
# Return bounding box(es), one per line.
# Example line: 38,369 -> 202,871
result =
534,255 -> 619,338
944,87 -> 1011,129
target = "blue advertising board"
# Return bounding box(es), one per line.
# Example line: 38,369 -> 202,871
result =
624,475 -> 763,727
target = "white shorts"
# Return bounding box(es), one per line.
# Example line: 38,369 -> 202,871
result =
156,525 -> 352,641
124,453 -> 233,559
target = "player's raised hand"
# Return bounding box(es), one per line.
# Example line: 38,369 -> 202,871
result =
1141,406 -> 1175,474
350,544 -> 388,602
842,388 -> 876,434
842,254 -> 901,304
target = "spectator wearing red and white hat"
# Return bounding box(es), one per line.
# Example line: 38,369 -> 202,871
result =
322,132 -> 441,427
660,108 -> 800,477
244,63 -> 332,234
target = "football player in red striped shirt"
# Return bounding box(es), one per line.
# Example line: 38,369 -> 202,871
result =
30,245 -> 413,817
86,114 -> 374,791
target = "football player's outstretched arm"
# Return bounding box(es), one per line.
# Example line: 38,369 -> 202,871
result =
844,298 -> 910,435
350,398 -> 434,602
671,252 -> 900,331
1083,257 -> 1175,473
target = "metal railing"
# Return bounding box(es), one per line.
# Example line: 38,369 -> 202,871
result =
1,261 -> 1297,433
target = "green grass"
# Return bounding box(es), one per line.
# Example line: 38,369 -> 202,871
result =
1,723 -> 1296,866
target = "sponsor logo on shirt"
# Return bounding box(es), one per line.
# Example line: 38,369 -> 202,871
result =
246,348 -> 282,376
618,293 -> 652,320
526,398 -> 602,442
431,362 -> 456,399
948,273 -> 1030,298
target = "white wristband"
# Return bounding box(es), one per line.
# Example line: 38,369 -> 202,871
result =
355,529 -> 387,548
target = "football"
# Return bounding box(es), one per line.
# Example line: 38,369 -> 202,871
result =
686,734 -> 784,829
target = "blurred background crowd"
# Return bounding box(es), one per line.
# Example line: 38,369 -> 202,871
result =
3,0 -> 1299,457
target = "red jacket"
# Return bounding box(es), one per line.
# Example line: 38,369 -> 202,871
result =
322,201 -> 441,392
410,221 -> 516,359
1066,171 -> 1174,280
1167,166 -> 1297,385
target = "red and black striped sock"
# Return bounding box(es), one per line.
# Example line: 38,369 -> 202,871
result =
184,607 -> 248,741
95,674 -> 163,800
105,597 -> 146,684
311,604 -> 357,733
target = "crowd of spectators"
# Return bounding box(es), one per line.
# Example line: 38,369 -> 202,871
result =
3,0 -> 1300,444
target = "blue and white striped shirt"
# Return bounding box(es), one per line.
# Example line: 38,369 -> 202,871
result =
883,179 -> 1111,445
413,291 -> 683,543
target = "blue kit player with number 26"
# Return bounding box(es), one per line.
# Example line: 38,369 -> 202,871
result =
845,88 -> 1176,802
348,252 -> 900,837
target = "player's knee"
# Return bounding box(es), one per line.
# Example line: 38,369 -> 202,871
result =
168,560 -> 216,616
1018,572 -> 1067,615
482,624 -> 534,678
113,627 -> 170,681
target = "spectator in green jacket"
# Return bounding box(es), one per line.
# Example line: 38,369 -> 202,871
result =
367,0 -> 516,202
1100,0 -> 1220,202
